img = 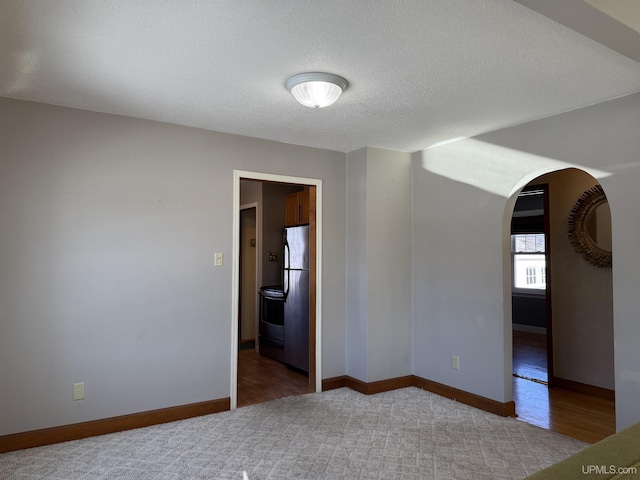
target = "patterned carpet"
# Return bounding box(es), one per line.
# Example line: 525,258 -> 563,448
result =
0,387 -> 586,479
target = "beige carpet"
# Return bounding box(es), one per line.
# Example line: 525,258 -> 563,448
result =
0,387 -> 587,479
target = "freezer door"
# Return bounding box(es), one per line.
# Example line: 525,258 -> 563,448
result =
284,225 -> 309,270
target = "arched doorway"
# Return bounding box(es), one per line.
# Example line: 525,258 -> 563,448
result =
507,168 -> 615,443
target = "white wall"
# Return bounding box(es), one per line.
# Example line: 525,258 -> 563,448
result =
0,97 -> 347,435
346,147 -> 413,382
412,93 -> 640,430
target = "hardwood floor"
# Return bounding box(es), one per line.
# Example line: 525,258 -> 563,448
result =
237,348 -> 312,408
512,330 -> 615,444
513,330 -> 547,383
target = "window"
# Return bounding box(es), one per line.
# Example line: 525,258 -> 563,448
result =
525,267 -> 537,285
512,233 -> 546,292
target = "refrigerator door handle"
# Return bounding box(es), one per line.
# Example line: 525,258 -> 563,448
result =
284,269 -> 290,299
283,241 -> 290,299
283,230 -> 289,269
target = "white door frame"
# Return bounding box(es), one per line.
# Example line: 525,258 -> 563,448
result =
231,170 -> 323,409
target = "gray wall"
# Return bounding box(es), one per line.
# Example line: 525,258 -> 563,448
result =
3,91 -> 638,436
412,152 -> 509,402
345,149 -> 368,380
365,148 -> 413,381
412,93 -> 640,430
0,97 -> 347,435
346,147 -> 413,382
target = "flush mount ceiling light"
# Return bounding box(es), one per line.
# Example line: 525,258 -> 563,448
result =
286,72 -> 348,108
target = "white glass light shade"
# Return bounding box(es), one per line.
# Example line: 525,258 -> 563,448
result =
290,81 -> 342,108
286,73 -> 348,108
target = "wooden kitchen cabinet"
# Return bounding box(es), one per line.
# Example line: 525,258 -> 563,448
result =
285,189 -> 309,226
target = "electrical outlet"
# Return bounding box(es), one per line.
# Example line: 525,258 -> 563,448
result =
214,252 -> 224,267
451,356 -> 460,370
73,382 -> 85,400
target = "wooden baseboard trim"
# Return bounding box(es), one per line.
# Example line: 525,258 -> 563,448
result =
346,375 -> 414,395
323,375 -> 413,395
322,375 -> 347,391
344,376 -> 368,394
0,397 -> 230,454
412,376 -> 517,417
324,374 -> 513,417
3,372 -> 519,453
552,376 -> 615,402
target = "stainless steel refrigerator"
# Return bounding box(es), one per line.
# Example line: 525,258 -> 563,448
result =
282,224 -> 310,373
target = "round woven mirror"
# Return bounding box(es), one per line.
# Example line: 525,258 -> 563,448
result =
568,184 -> 612,268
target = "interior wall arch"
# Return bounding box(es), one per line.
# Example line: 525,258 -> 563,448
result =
503,167 -> 615,408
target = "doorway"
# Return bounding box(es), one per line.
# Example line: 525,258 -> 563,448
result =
231,170 -> 322,410
508,169 -> 616,442
239,205 -> 257,351
510,184 -> 552,387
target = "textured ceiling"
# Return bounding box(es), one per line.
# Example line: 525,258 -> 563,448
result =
1,0 -> 639,153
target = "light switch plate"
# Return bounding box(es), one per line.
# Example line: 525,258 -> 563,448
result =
73,382 -> 85,400
214,252 -> 224,267
451,356 -> 460,370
